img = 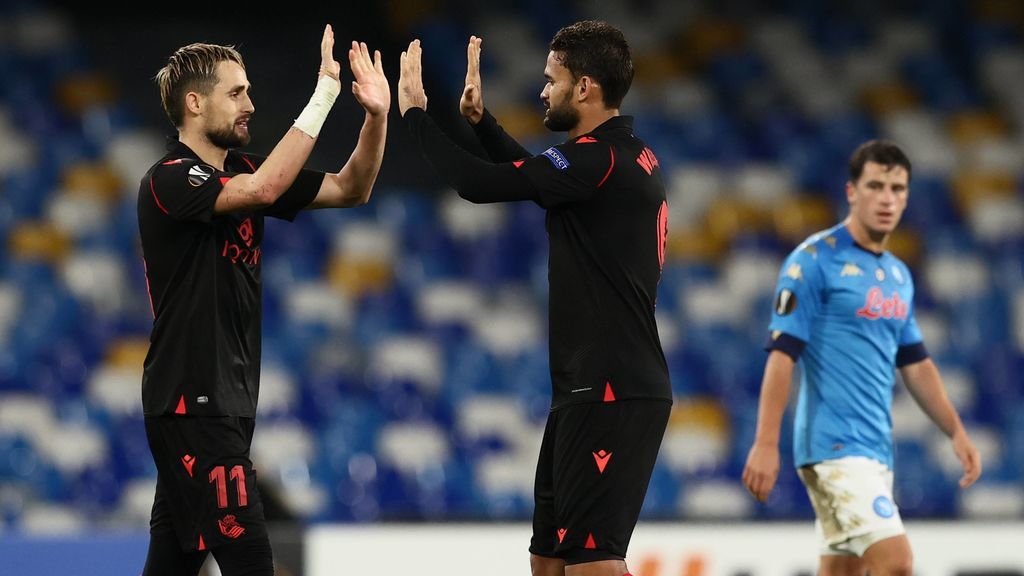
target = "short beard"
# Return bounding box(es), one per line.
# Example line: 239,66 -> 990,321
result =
207,123 -> 249,149
543,100 -> 579,132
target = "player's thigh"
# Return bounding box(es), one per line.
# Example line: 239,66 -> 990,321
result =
210,531 -> 275,576
145,416 -> 270,552
142,527 -> 208,576
530,410 -> 561,557
818,554 -> 865,576
552,400 -> 670,563
862,534 -> 912,576
797,456 -> 904,555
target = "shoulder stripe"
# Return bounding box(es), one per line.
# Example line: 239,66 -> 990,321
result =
597,146 -> 615,188
149,175 -> 169,215
240,154 -> 256,172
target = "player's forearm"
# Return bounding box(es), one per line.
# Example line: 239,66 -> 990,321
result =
405,107 -> 538,203
752,351 -> 795,446
471,108 -> 531,162
322,111 -> 387,208
237,127 -> 318,207
901,359 -> 967,439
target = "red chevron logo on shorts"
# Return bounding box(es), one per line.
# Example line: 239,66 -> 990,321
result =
593,450 -> 612,473
181,454 -> 195,477
557,528 -> 567,543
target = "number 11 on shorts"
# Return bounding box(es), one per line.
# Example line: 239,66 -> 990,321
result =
209,465 -> 249,508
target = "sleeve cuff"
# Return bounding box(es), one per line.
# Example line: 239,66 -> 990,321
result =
764,332 -> 806,362
896,342 -> 929,367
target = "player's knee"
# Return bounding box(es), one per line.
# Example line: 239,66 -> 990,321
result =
875,557 -> 913,576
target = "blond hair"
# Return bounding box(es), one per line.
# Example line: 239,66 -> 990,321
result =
155,43 -> 245,128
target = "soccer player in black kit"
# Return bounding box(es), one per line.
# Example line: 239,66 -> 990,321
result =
137,26 -> 389,575
399,21 -> 671,576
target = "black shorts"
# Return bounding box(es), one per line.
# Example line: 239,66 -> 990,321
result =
529,399 -> 671,565
145,415 -> 268,552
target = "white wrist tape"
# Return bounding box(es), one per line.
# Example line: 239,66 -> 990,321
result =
293,75 -> 341,138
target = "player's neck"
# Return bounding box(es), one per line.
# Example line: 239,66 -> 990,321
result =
844,216 -> 889,254
178,129 -> 229,171
569,108 -> 619,139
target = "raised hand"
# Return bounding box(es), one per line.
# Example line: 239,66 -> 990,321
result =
398,39 -> 428,116
460,35 -> 484,124
319,24 -> 342,82
349,41 -> 390,117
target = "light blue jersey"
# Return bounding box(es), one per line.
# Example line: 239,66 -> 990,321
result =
767,222 -> 926,468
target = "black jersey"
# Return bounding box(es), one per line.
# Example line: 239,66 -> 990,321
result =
404,109 -> 671,409
512,117 -> 671,408
137,141 -> 323,417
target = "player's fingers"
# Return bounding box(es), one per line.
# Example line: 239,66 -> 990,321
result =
361,42 -> 370,64
321,24 -> 334,60
374,50 -> 383,73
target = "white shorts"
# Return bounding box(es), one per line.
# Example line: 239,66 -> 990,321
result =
797,456 -> 906,557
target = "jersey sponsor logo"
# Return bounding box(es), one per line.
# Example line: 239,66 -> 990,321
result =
187,164 -> 215,187
218,514 -> 246,539
636,146 -> 659,175
542,147 -> 571,170
775,289 -> 797,316
786,263 -> 802,281
592,450 -> 612,473
873,495 -> 895,518
222,218 -> 260,266
856,287 -> 908,320
840,263 -> 863,277
237,218 -> 254,248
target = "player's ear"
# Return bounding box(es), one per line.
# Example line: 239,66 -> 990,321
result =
577,75 -> 595,102
184,91 -> 203,117
845,180 -> 856,204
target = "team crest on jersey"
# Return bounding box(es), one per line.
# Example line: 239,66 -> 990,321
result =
840,263 -> 863,277
891,266 -> 904,284
187,164 -> 215,187
875,268 -> 886,281
542,147 -> 571,170
775,289 -> 797,316
786,263 -> 803,281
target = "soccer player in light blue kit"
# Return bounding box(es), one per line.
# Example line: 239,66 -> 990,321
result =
742,141 -> 982,576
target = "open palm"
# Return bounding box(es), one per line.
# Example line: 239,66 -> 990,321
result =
350,41 -> 390,117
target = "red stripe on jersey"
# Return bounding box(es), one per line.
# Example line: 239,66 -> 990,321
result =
513,160 -> 525,168
198,535 -> 205,551
657,200 -> 668,271
149,176 -> 169,215
597,147 -> 615,188
142,258 -> 155,318
576,136 -> 598,143
219,177 -> 231,186
161,159 -> 184,165
240,154 -> 256,172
